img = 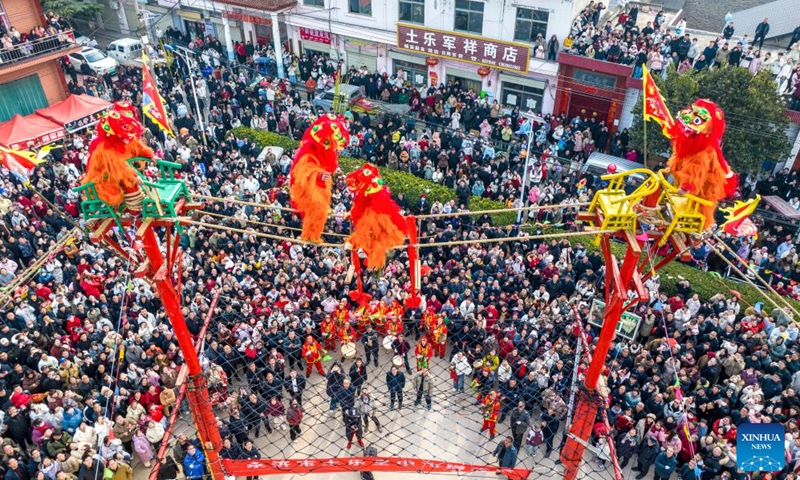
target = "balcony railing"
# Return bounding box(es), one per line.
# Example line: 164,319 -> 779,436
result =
0,30 -> 78,69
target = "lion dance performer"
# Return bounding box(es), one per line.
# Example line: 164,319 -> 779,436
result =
480,390 -> 501,439
642,66 -> 737,227
302,335 -> 325,377
665,99 -> 736,227
81,102 -> 155,212
345,163 -> 422,306
290,114 -> 349,243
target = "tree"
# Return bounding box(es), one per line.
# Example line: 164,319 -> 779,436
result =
629,66 -> 791,172
41,0 -> 102,19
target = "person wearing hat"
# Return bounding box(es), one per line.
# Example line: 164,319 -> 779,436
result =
634,435 -> 662,479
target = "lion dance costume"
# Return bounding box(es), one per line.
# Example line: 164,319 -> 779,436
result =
81,102 -> 154,212
290,114 -> 349,243
665,99 -> 737,227
345,163 -> 422,308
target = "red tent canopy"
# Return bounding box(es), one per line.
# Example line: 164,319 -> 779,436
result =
35,94 -> 111,132
0,114 -> 65,150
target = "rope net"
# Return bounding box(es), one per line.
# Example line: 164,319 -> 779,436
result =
149,211 -> 621,480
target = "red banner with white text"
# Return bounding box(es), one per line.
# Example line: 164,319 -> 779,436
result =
223,457 -> 530,479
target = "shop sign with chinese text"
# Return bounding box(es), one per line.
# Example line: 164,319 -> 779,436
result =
396,24 -> 529,73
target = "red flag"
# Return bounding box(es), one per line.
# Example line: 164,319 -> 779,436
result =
642,65 -> 673,137
141,52 -> 173,136
0,145 -> 48,180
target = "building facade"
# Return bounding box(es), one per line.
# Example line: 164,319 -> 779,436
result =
0,0 -> 80,122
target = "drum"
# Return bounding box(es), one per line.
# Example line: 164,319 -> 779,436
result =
392,355 -> 403,367
473,359 -> 484,368
383,335 -> 396,351
437,333 -> 447,345
341,342 -> 357,359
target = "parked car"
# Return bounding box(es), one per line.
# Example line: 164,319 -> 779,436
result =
312,84 -> 410,115
68,47 -> 117,76
72,30 -> 97,48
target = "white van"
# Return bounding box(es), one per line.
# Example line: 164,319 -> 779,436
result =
106,38 -> 144,65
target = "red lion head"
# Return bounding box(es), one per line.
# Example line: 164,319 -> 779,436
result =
304,113 -> 350,151
346,163 -> 384,197
97,102 -> 144,144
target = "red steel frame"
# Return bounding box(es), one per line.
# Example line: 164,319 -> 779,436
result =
561,219 -> 680,480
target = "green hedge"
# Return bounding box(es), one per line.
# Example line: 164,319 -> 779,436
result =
231,127 -> 517,225
561,230 -> 800,312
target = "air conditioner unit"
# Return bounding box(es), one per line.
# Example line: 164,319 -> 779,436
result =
109,1 -> 119,9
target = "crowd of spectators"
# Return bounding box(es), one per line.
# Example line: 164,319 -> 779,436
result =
0,12 -> 75,64
0,23 -> 799,480
564,3 -> 800,109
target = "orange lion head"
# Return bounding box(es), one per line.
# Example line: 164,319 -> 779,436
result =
672,99 -> 725,143
304,113 -> 350,151
346,163 -> 384,197
98,102 -> 144,144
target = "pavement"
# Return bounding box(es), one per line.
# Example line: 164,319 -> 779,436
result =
132,343 -> 623,480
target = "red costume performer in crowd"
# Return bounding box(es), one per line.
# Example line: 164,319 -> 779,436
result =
480,390 -> 501,439
301,335 -> 325,376
414,338 -> 433,371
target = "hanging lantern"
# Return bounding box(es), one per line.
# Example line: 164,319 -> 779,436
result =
425,57 -> 439,66
477,66 -> 491,77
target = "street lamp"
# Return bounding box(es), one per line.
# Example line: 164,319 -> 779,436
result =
516,112 -> 543,224
163,44 -> 207,145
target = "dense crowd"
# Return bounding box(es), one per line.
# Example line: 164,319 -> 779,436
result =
0,20 -> 799,480
565,3 -> 800,109
0,12 -> 75,64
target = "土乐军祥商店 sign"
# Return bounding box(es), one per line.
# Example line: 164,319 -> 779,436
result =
396,24 -> 530,73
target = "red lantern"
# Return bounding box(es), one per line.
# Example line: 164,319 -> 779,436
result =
477,66 -> 491,77
425,57 -> 439,66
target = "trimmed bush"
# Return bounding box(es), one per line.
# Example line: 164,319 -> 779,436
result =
231,127 -> 513,224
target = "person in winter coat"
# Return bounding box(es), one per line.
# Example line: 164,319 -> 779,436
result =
450,352 -> 473,392
357,387 -> 381,433
156,456 -> 180,480
326,363 -> 345,411
182,444 -> 206,480
108,459 -> 133,480
386,365 -> 405,410
509,401 -> 531,450
239,441 -> 261,480
133,429 -> 154,467
653,447 -> 678,480
635,436 -> 661,479
616,428 -> 640,468
3,406 -> 30,451
412,368 -> 433,410
286,399 -> 304,442
343,407 -> 364,450
76,456 -> 104,480
525,423 -> 544,456
493,436 -> 519,471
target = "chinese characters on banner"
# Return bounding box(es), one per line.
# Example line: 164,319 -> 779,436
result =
300,28 -> 331,45
223,457 -> 530,480
396,24 -> 530,73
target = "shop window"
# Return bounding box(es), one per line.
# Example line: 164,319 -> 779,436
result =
514,7 -> 549,43
305,0 -> 325,6
501,81 -> 544,110
0,75 -> 48,123
447,74 -> 481,95
454,0 -> 483,34
349,0 -> 372,16
393,59 -> 427,86
399,0 -> 424,24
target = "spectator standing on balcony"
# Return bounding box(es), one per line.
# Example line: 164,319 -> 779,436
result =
547,35 -> 559,61
789,25 -> 800,51
754,18 -> 770,50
